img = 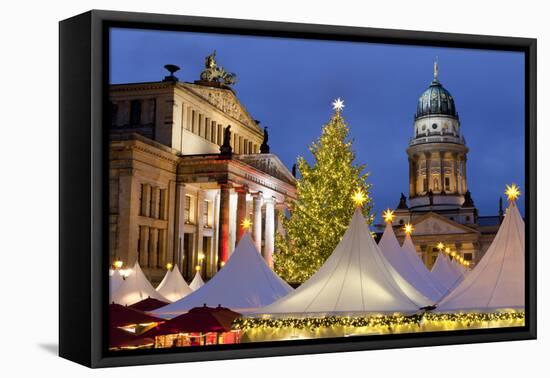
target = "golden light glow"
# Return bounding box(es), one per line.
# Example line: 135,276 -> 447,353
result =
437,242 -> 444,251
382,209 -> 395,223
195,265 -> 202,272
444,247 -> 451,254
220,261 -> 226,267
241,218 -> 253,231
450,251 -> 457,257
198,252 -> 205,261
113,259 -> 123,269
403,223 -> 414,235
505,183 -> 521,202
352,189 -> 368,207
165,263 -> 173,270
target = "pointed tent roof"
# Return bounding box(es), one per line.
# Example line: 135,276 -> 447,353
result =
156,265 -> 193,302
151,234 -> 293,318
109,269 -> 124,298
111,262 -> 169,306
189,271 -> 205,291
379,223 -> 446,302
430,252 -> 464,295
437,202 -> 525,312
252,209 -> 431,317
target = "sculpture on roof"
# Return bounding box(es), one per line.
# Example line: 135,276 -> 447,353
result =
200,51 -> 237,86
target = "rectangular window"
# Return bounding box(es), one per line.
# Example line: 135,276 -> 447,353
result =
204,117 -> 210,139
184,195 -> 192,223
198,114 -> 204,137
423,177 -> 428,192
218,124 -> 222,145
110,102 -> 118,126
444,176 -> 451,191
211,121 -> 216,143
191,110 -> 196,133
130,100 -> 141,125
464,253 -> 473,261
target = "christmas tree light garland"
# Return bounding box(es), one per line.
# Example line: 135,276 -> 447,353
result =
232,312 -> 524,332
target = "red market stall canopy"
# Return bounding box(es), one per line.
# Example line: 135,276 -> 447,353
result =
109,326 -> 154,349
129,297 -> 170,312
145,305 -> 241,336
109,303 -> 164,328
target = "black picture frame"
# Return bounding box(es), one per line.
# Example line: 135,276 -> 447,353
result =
59,9 -> 537,368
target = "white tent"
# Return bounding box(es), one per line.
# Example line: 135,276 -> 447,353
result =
189,271 -> 205,291
251,209 -> 431,317
378,223 -> 446,302
151,233 -> 293,318
430,252 -> 464,295
109,269 -> 124,298
156,265 -> 193,302
437,201 -> 525,312
111,262 -> 168,306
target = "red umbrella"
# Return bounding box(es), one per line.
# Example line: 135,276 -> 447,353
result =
129,297 -> 169,312
109,326 -> 154,349
145,305 -> 241,337
109,303 -> 164,328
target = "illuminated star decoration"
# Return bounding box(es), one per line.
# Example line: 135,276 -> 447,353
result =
382,209 -> 395,223
165,262 -> 173,270
403,223 -> 414,235
352,189 -> 368,207
437,242 -> 444,251
332,97 -> 345,112
113,259 -> 123,269
505,183 -> 521,202
241,218 -> 253,231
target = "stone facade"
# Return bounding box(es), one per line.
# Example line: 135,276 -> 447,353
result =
109,76 -> 296,284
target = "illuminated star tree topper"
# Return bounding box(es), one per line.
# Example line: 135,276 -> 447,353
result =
332,97 -> 345,113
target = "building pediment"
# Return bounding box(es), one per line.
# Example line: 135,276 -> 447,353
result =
236,154 -> 296,186
181,83 -> 261,132
398,212 -> 479,236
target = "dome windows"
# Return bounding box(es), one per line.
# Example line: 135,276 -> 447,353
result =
432,123 -> 438,130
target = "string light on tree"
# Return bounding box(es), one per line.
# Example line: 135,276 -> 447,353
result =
274,98 -> 372,283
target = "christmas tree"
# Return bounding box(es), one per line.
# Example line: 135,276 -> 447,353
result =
274,98 -> 373,283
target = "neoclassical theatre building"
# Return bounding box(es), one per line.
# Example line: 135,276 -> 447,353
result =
387,62 -> 501,269
109,54 -> 296,283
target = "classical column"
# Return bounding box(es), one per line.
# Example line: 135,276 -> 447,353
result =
408,158 -> 416,197
195,190 -> 205,271
217,184 -> 232,268
453,153 -> 459,194
141,183 -> 151,217
173,182 -> 187,271
252,193 -> 263,252
425,152 -> 432,193
158,229 -> 167,267
462,156 -> 468,192
264,197 -> 275,268
439,152 -> 445,193
151,187 -> 160,218
235,186 -> 248,243
149,228 -> 159,267
139,226 -> 150,267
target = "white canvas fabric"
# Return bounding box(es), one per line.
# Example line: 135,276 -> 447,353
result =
437,202 -> 525,312
430,253 -> 464,295
111,262 -> 168,306
251,209 -> 431,317
156,265 -> 193,302
109,269 -> 124,299
189,271 -> 205,291
379,223 -> 446,302
152,233 -> 293,318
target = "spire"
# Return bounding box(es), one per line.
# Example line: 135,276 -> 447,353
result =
433,57 -> 439,81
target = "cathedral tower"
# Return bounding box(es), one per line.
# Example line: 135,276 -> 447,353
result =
406,61 -> 470,210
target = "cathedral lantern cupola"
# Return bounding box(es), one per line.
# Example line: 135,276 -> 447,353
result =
406,61 -> 471,211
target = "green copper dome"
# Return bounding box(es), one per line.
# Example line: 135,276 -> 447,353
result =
415,62 -> 458,120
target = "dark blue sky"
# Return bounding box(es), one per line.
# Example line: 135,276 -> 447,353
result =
110,28 -> 525,220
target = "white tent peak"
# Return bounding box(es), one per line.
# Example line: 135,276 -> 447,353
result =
430,252 -> 464,296
437,201 -> 525,312
379,223 -> 445,302
151,233 -> 293,318
111,262 -> 169,306
189,271 -> 205,291
251,208 -> 431,317
156,264 -> 193,302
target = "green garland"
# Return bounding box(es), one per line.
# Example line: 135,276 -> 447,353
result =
232,312 -> 525,331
